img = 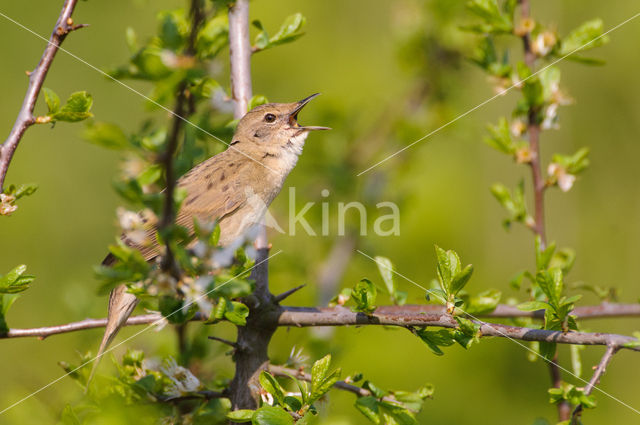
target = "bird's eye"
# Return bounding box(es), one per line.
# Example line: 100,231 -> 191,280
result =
264,113 -> 276,123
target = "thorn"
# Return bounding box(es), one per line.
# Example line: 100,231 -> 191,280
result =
274,284 -> 306,303
208,335 -> 237,348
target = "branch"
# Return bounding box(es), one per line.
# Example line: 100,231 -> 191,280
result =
268,365 -> 403,404
571,345 -> 619,423
0,0 -> 83,189
520,0 -> 565,418
3,303 -> 639,339
227,0 -> 277,413
159,0 -> 204,275
276,307 -> 640,351
228,0 -> 253,119
158,389 -> 226,403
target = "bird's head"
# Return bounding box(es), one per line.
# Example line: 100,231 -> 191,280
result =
231,93 -> 330,165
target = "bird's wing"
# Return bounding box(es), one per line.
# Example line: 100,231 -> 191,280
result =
108,154 -> 250,263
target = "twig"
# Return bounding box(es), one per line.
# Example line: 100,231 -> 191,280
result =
4,303 -> 640,339
208,335 -> 238,348
0,0 -> 84,189
268,365 -> 403,404
274,284 -> 306,303
570,345 -> 619,424
520,0 -> 565,419
158,389 -> 226,403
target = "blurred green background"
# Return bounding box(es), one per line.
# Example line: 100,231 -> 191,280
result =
1,0 -> 640,423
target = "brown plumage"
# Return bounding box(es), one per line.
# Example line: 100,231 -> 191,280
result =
90,94 -> 329,382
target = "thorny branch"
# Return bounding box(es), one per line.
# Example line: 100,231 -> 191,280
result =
0,0 -> 85,189
4,305 -> 639,353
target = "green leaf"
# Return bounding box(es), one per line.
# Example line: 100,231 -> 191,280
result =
453,316 -> 481,349
560,19 -> 608,56
50,91 -> 93,122
434,245 -> 460,294
227,409 -> 254,422
283,396 -> 302,412
484,117 -> 514,154
60,404 -> 81,425
159,9 -> 188,51
570,344 -> 584,378
253,13 -> 307,53
0,265 -> 34,294
379,402 -> 419,425
362,380 -> 387,399
42,88 -> 60,113
248,95 -> 269,111
465,0 -> 513,34
415,328 -> 455,356
355,396 -> 381,424
539,341 -> 557,361
451,264 -> 474,295
84,122 -> 130,150
465,289 -> 501,315
535,237 -> 556,271
252,406 -> 294,425
270,13 -> 306,46
259,371 -> 285,405
0,294 -> 21,334
375,256 -> 400,304
197,15 -> 229,59
310,355 -> 341,402
223,300 -> 249,326
351,279 -> 377,314
136,164 -> 163,187
517,300 -> 549,312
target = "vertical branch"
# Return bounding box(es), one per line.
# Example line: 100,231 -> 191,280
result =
228,0 -> 270,296
228,0 -> 253,118
227,0 -> 278,413
0,0 -> 82,189
159,0 -> 204,274
520,0 -> 546,247
520,0 -> 564,420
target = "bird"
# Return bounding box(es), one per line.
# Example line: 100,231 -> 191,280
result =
91,93 -> 329,381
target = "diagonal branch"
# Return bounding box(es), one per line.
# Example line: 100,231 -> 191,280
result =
570,345 -> 619,424
0,0 -> 84,189
268,365 -> 404,404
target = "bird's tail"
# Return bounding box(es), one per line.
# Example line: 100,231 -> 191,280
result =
87,284 -> 139,387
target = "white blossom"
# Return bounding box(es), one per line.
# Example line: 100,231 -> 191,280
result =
532,31 -> 556,57
0,194 -> 17,216
181,276 -> 213,316
548,163 -> 576,192
161,358 -> 202,397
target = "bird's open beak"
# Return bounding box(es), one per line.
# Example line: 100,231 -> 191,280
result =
289,93 -> 331,131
